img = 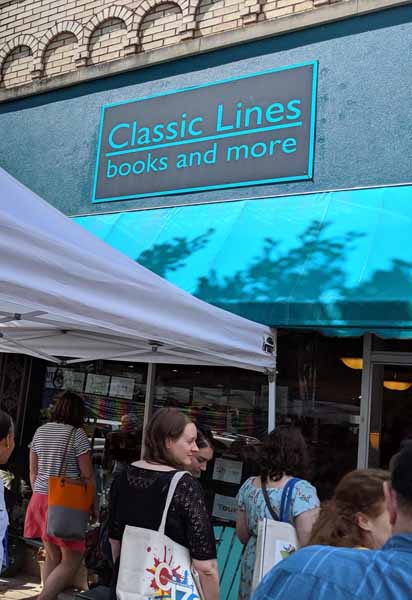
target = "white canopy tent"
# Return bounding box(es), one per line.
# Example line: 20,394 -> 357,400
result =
0,167 -> 277,428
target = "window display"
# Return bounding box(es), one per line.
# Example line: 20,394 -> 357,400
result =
276,331 -> 362,500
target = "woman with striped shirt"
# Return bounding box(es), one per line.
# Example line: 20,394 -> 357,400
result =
24,391 -> 94,600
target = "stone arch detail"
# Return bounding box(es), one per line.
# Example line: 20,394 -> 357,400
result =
174,0 -> 198,38
43,32 -> 79,78
82,6 -> 134,61
0,35 -> 37,82
139,3 -> 183,52
35,22 -> 83,75
130,0 -> 187,48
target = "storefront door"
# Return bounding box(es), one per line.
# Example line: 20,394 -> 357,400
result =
358,335 -> 412,469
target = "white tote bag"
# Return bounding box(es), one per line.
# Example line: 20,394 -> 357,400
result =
116,471 -> 203,600
251,478 -> 300,592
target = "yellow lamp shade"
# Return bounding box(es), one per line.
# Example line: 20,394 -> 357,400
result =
383,381 -> 412,391
340,357 -> 363,370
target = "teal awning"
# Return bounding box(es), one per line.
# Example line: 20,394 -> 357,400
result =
75,185 -> 412,337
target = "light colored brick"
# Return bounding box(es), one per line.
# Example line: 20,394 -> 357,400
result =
213,5 -> 240,16
277,0 -> 306,7
141,39 -> 164,50
211,20 -> 237,32
265,5 -> 294,18
294,0 -> 314,11
0,0 -> 343,90
199,15 -> 223,26
223,12 -> 240,22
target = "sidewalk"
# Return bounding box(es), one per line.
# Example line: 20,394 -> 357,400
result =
0,577 -> 79,600
0,575 -> 42,599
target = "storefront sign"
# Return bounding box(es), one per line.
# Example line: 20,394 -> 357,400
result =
212,494 -> 238,522
92,61 -> 317,204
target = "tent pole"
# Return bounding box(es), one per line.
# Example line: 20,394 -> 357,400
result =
267,328 -> 277,432
267,369 -> 276,432
141,363 -> 156,459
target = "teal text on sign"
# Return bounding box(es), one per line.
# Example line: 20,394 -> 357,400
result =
92,61 -> 318,203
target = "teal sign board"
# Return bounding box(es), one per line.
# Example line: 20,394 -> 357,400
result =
92,61 -> 318,204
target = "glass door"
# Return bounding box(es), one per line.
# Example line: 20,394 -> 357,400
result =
358,337 -> 412,468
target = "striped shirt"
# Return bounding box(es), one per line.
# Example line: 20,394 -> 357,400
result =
253,534 -> 412,600
30,422 -> 91,494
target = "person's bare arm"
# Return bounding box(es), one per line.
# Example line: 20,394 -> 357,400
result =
192,558 -> 219,600
78,450 -> 95,483
236,509 -> 251,545
109,538 -> 121,563
29,450 -> 38,490
295,508 -> 320,546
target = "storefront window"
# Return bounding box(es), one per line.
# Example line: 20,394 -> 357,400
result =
372,336 -> 412,352
38,361 -> 268,526
276,330 -> 362,500
153,364 -> 268,440
36,341 -> 363,516
41,361 -> 148,466
42,361 -> 147,421
153,364 -> 267,523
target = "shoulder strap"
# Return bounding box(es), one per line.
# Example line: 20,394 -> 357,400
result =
279,477 -> 300,522
59,426 -> 76,477
261,479 -> 279,521
158,471 -> 189,534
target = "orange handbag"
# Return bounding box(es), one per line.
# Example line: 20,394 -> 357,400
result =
47,427 -> 95,540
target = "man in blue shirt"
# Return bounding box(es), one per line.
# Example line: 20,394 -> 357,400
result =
253,447 -> 412,600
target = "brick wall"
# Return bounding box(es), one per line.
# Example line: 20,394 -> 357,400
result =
0,0 -> 343,89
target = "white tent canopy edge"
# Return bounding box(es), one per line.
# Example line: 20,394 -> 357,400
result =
0,167 -> 276,374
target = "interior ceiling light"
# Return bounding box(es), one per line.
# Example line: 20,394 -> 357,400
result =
383,381 -> 412,391
340,357 -> 363,370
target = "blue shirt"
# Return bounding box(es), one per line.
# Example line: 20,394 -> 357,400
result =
253,534 -> 412,600
0,478 -> 8,571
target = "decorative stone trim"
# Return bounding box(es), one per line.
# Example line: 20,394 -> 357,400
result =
179,13 -> 197,40
240,0 -> 265,24
131,0 -> 186,50
83,5 -> 134,56
0,34 -> 38,83
0,0 -> 409,101
35,21 -> 83,75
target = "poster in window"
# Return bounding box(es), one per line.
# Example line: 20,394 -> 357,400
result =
213,457 -> 243,484
63,369 -> 86,393
45,367 -> 85,392
45,366 -> 58,389
109,376 -> 135,399
85,374 -> 110,396
193,386 -> 224,406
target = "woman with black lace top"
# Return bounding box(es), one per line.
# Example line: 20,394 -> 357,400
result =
108,407 -> 219,600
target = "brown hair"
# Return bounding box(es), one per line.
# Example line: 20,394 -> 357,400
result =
260,425 -> 309,482
52,391 -> 86,428
308,469 -> 390,548
0,409 -> 12,441
143,408 -> 193,468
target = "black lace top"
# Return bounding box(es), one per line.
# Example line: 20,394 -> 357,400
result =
108,465 -> 217,562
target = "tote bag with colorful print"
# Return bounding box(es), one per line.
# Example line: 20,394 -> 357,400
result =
116,471 -> 204,600
252,478 -> 300,592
